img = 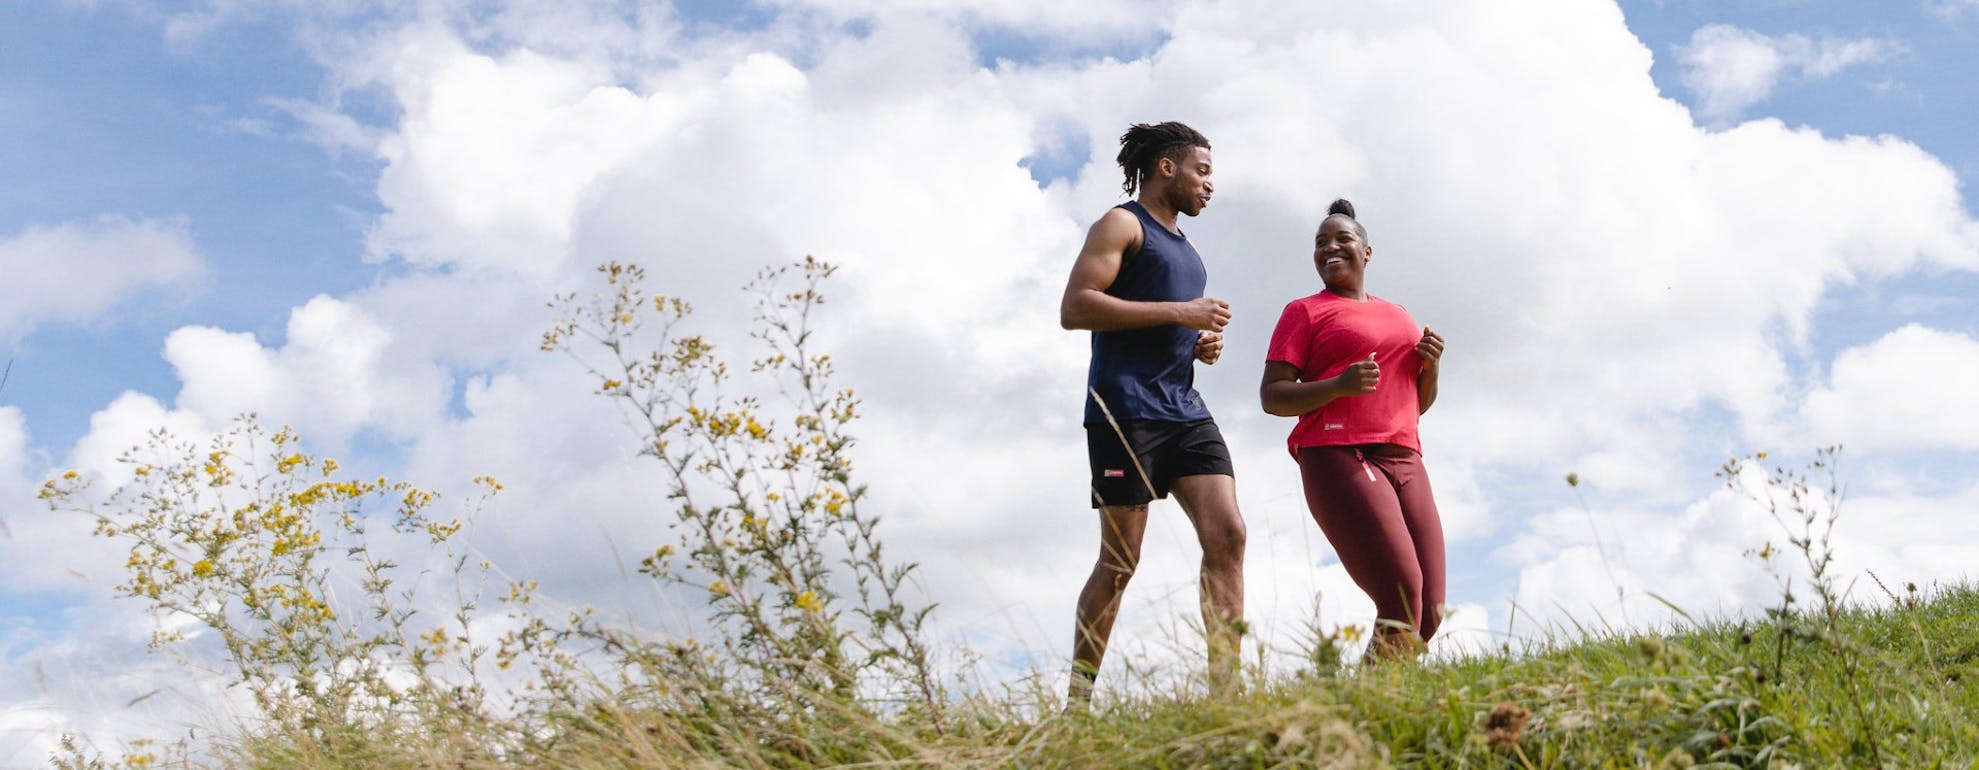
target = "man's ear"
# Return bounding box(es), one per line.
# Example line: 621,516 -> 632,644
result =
1156,156 -> 1176,179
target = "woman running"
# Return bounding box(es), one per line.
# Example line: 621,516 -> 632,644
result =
1260,198 -> 1447,661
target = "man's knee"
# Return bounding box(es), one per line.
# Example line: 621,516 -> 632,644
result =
1201,517 -> 1246,563
1096,550 -> 1141,586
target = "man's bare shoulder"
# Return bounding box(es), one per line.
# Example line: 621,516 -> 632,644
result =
1092,204 -> 1139,230
1084,205 -> 1143,250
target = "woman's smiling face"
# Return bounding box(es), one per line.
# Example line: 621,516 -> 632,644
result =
1313,214 -> 1371,293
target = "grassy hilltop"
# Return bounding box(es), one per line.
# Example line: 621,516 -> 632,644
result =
1011,584 -> 1979,769
62,584 -> 1977,769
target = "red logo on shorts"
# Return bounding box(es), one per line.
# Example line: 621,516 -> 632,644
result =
1103,469 -> 1126,478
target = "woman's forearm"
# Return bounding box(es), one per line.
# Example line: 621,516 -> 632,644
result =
1261,376 -> 1347,417
1416,366 -> 1439,414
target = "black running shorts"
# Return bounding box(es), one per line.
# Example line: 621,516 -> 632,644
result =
1084,419 -> 1235,508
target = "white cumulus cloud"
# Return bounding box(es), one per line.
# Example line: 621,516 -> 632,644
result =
0,217 -> 205,343
1677,23 -> 1901,122
358,30 -> 691,279
163,296 -> 449,446
1930,0 -> 1979,20
761,0 -> 1164,45
1801,324 -> 1979,452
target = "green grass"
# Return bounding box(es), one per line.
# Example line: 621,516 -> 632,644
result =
965,584 -> 1979,769
176,583 -> 1979,769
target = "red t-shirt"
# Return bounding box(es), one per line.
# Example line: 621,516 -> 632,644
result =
1265,291 -> 1423,456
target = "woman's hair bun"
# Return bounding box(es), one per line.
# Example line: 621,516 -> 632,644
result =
1326,198 -> 1356,218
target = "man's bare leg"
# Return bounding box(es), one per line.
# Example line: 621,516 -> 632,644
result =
1172,473 -> 1247,695
1069,504 -> 1148,703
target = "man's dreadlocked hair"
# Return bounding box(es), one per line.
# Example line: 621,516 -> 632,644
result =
1116,121 -> 1210,196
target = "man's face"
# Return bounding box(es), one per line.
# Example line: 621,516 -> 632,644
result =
1163,146 -> 1214,217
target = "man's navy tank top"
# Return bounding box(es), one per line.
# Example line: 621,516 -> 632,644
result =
1083,201 -> 1214,426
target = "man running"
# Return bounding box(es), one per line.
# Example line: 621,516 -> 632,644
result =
1059,121 -> 1246,702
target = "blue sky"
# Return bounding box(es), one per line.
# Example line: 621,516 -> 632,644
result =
1625,0 -> 1979,186
4,0 -> 1979,759
1,3 -> 380,448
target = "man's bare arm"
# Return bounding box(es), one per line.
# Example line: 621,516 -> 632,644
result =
1060,208 -> 1230,332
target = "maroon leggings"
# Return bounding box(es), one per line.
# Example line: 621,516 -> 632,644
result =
1297,444 -> 1446,643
